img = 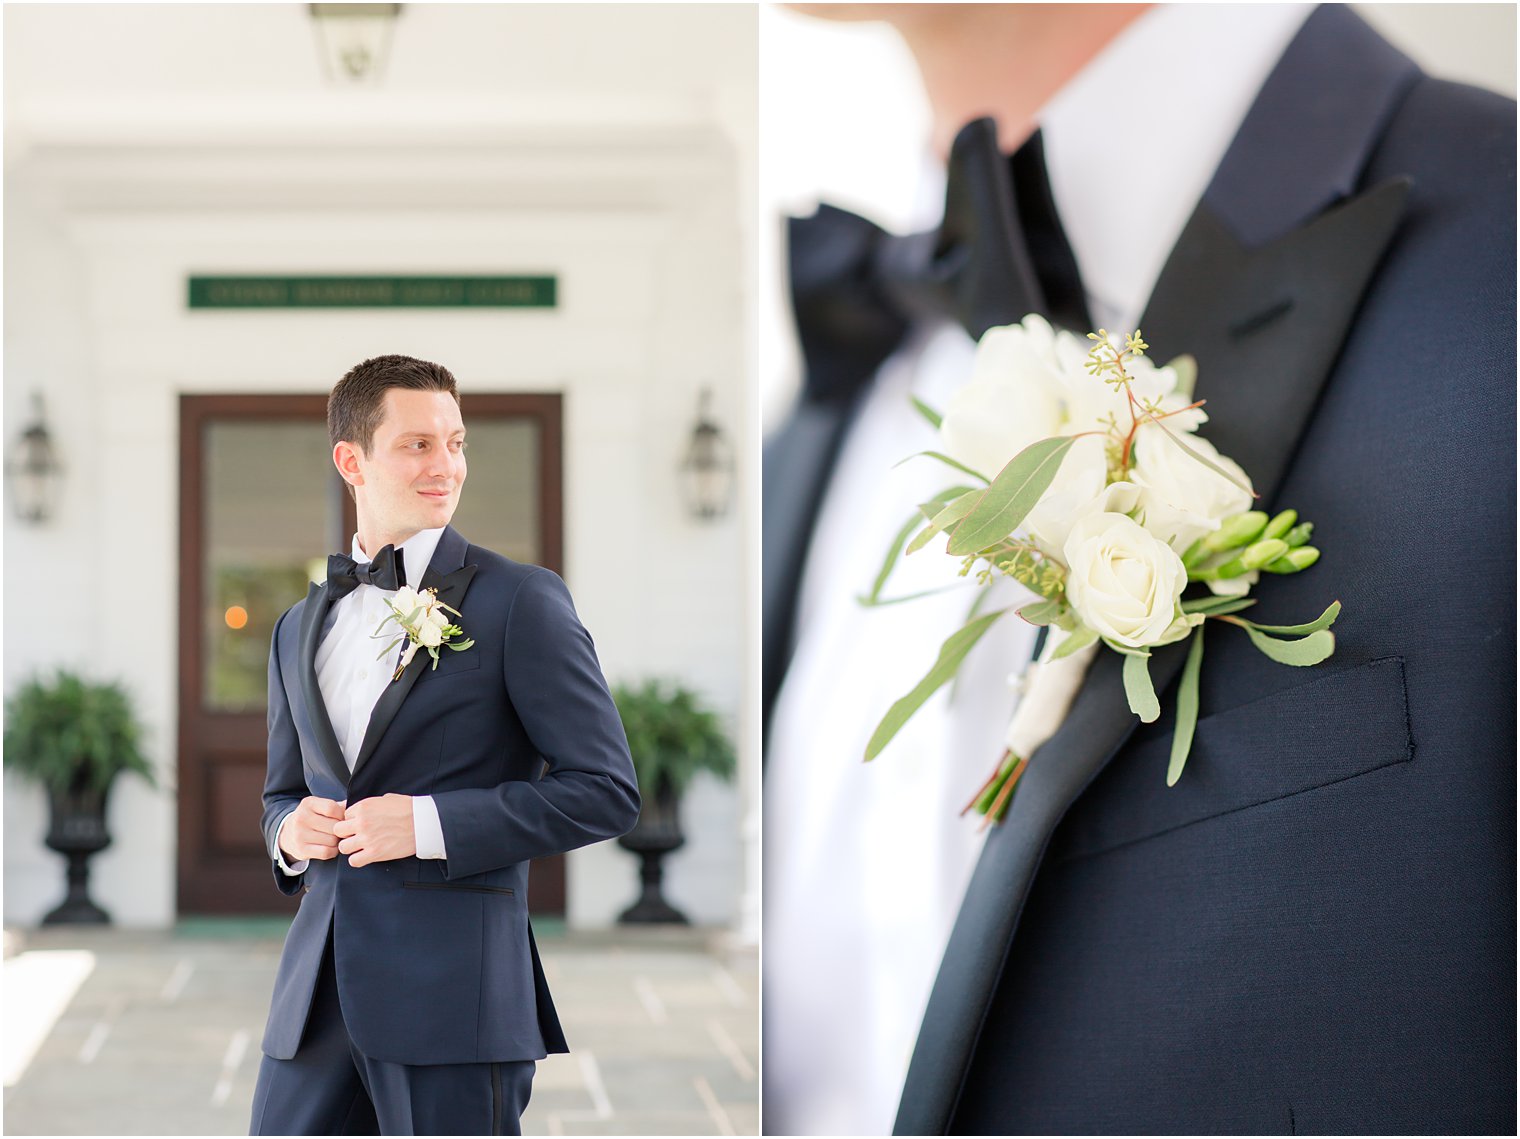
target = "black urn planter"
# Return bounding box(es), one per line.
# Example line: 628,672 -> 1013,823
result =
42,774 -> 114,925
617,776 -> 688,924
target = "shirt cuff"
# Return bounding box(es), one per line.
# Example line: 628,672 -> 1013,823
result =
412,794 -> 448,860
274,809 -> 310,876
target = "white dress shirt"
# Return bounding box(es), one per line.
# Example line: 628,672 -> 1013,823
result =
274,525 -> 451,875
763,6 -> 1313,1135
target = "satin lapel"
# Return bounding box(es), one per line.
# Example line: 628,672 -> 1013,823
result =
351,529 -> 479,778
894,7 -> 1420,1132
297,580 -> 352,792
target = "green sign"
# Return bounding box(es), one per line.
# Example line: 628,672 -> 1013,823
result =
188,275 -> 557,309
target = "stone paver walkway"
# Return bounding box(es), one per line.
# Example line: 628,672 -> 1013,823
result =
2,922 -> 756,1136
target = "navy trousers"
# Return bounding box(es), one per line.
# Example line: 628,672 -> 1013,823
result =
249,928 -> 535,1136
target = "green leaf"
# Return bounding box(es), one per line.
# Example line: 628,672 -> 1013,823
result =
856,585 -> 962,608
1049,623 -> 1099,660
1168,624 -> 1206,786
861,511 -> 923,606
864,608 -> 1010,761
906,489 -> 983,555
1144,411 -> 1255,498
1240,626 -> 1336,666
1182,595 -> 1257,617
946,436 -> 1075,555
910,395 -> 942,430
1017,599 -> 1065,626
1122,651 -> 1161,723
1166,353 -> 1198,400
862,486 -> 974,604
892,450 -> 990,484
1235,600 -> 1341,636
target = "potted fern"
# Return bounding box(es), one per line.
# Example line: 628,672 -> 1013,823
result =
611,680 -> 736,924
4,671 -> 156,924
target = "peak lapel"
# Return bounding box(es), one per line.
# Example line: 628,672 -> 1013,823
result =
895,9 -> 1421,1134
351,527 -> 479,778
297,580 -> 352,792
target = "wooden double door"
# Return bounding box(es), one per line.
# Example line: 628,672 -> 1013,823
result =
176,393 -> 566,916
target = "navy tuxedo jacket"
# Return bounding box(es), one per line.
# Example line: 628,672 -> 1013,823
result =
258,524 -> 640,1066
764,7 -> 1515,1134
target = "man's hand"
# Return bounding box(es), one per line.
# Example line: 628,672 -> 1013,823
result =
332,794 -> 417,867
279,797 -> 347,862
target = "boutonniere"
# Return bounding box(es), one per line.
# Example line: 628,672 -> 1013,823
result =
862,314 -> 1340,825
373,585 -> 475,681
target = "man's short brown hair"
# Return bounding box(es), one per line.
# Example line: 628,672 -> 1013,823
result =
328,354 -> 461,457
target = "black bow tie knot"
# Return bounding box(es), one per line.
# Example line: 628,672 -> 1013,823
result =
327,544 -> 407,599
788,119 -> 1091,406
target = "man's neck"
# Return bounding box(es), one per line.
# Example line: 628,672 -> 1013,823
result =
883,4 -> 1153,159
356,526 -> 422,560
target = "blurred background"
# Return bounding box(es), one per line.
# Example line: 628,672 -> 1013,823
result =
3,4 -> 757,1134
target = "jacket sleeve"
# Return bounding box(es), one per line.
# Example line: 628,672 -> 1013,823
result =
431,568 -> 641,879
260,607 -> 308,896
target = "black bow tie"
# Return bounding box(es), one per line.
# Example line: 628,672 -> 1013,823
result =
326,544 -> 407,599
788,119 -> 1091,405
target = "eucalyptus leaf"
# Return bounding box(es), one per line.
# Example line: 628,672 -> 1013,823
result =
1122,651 -> 1161,723
1181,595 -> 1257,617
907,489 -> 983,555
892,450 -> 990,484
1049,623 -> 1099,660
911,396 -> 943,430
946,436 -> 1075,556
856,585 -> 962,608
1241,626 -> 1336,666
862,511 -> 923,606
1235,600 -> 1341,636
1017,599 -> 1066,627
865,608 -> 1010,761
1168,625 -> 1206,786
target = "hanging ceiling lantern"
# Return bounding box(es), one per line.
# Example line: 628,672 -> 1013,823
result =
308,3 -> 402,83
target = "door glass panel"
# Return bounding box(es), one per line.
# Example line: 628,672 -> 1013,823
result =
203,420 -> 338,712
448,418 -> 540,563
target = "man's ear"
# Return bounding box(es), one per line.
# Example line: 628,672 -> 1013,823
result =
333,441 -> 364,489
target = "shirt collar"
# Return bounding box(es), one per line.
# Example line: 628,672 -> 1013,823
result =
351,525 -> 447,591
1038,3 -> 1314,334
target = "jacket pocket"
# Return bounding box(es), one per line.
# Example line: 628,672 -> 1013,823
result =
1055,656 -> 1412,862
402,880 -> 514,896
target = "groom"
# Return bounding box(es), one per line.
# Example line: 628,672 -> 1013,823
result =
250,354 -> 640,1135
765,3 -> 1514,1134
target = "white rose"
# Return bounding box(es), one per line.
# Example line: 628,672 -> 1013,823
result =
1131,427 -> 1254,555
940,315 -> 1068,479
416,620 -> 444,647
391,585 -> 423,615
1062,511 -> 1191,649
425,604 -> 449,629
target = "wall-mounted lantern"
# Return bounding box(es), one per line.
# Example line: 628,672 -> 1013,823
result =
7,392 -> 63,525
679,388 -> 735,522
309,3 -> 402,83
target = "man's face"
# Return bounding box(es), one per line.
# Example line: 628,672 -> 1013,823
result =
341,388 -> 467,545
